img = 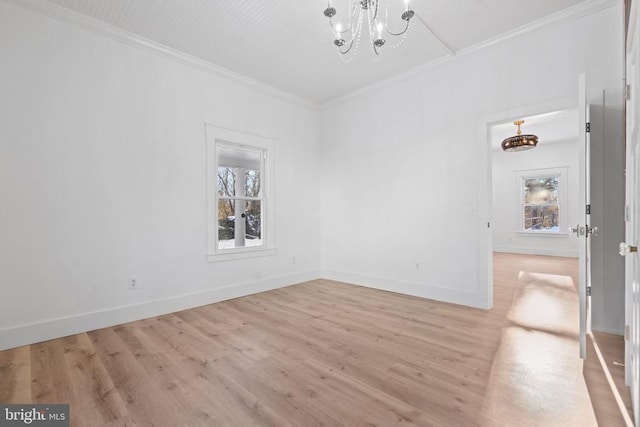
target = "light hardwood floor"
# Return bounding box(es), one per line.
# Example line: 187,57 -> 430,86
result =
0,253 -> 633,426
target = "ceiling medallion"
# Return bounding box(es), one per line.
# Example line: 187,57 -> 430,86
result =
501,120 -> 539,152
323,0 -> 414,62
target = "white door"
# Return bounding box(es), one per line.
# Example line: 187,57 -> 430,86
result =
625,149 -> 640,426
624,1 -> 640,423
576,74 -> 593,359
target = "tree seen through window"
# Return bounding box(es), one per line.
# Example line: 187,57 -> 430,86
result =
523,176 -> 560,231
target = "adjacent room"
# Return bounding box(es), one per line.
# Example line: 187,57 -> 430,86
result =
1,0 -> 639,425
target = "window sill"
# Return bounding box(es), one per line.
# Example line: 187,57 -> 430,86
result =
516,231 -> 569,238
207,247 -> 277,263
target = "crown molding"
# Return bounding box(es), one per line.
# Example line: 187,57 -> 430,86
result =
321,0 -> 622,110
2,0 -> 319,110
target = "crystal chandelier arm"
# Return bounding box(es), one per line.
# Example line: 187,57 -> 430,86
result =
346,0 -> 361,33
386,20 -> 409,36
365,4 -> 374,40
350,1 -> 359,22
384,0 -> 412,36
372,0 -> 379,21
327,0 -> 360,34
383,26 -> 409,49
339,39 -> 356,55
333,9 -> 364,43
329,16 -> 352,34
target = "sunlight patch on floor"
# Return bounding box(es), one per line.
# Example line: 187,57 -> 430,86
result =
480,271 -> 597,426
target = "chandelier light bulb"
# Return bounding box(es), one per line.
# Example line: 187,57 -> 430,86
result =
404,0 -> 410,12
336,23 -> 342,41
333,23 -> 346,47
376,22 -> 383,39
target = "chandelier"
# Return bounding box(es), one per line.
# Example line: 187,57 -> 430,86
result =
501,120 -> 539,152
323,0 -> 415,61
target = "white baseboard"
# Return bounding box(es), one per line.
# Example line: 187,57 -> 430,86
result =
591,320 -> 625,336
591,325 -> 624,335
493,245 -> 579,258
321,268 -> 490,309
0,269 -> 320,351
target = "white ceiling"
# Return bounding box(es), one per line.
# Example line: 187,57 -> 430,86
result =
43,0 -> 588,104
491,109 -> 579,151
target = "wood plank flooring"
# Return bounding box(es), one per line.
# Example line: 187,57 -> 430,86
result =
0,253 -> 633,426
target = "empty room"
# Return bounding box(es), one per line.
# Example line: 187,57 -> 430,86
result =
1,0 -> 639,426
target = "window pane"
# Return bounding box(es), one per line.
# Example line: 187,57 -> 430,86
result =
524,205 -> 559,231
218,200 -> 262,250
218,197 -> 234,223
217,167 -> 235,197
218,211 -> 235,248
217,146 -> 262,197
244,200 -> 262,240
524,176 -> 559,204
245,170 -> 261,197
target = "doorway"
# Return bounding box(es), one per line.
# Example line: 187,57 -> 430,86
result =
488,107 -> 583,345
490,109 -> 580,261
483,107 -> 594,422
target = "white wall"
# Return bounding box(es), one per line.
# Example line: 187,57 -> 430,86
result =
492,140 -> 580,257
0,2 -> 321,350
320,1 -> 625,327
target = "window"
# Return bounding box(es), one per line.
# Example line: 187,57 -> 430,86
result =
516,168 -> 568,235
523,175 -> 559,231
217,145 -> 263,249
206,125 -> 275,261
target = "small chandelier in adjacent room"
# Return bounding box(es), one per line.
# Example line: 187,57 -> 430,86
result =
323,0 -> 415,62
501,120 -> 539,152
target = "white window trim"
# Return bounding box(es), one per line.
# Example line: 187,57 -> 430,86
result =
205,124 -> 276,262
515,167 -> 569,237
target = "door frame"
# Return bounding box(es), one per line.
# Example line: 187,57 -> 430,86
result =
480,95 -> 580,310
578,74 -> 590,359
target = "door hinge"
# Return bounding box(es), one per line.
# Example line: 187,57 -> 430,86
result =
586,286 -> 591,296
487,222 -> 490,228
585,122 -> 591,133
625,325 -> 630,340
626,84 -> 631,101
586,204 -> 591,215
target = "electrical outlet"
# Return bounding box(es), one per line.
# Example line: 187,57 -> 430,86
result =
415,263 -> 420,270
129,277 -> 138,290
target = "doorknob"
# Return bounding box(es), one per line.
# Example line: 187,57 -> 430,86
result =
619,242 -> 638,256
570,225 -> 598,237
570,225 -> 584,236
